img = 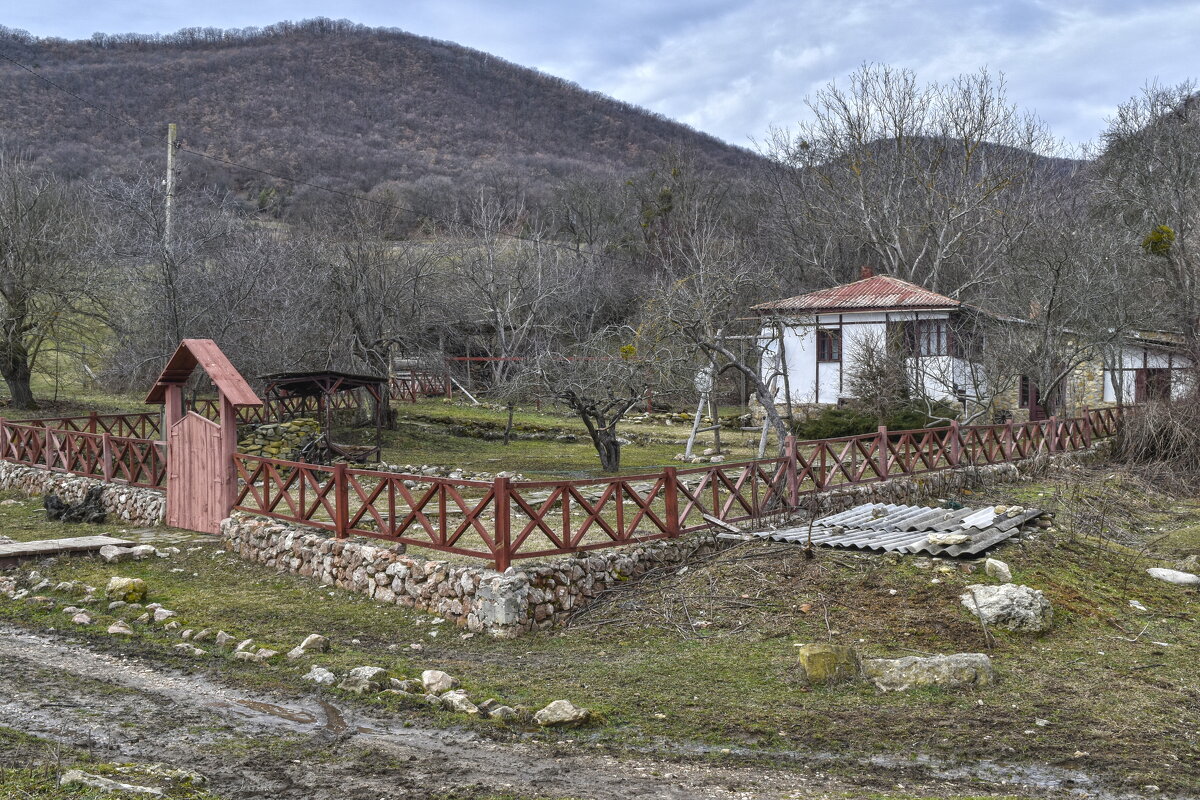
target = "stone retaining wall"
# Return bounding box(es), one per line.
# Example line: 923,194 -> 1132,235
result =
220,445 -> 1108,637
0,462 -> 165,526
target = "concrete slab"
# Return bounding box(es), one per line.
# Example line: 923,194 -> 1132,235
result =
0,535 -> 134,566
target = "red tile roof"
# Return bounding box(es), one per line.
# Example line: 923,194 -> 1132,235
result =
753,275 -> 960,314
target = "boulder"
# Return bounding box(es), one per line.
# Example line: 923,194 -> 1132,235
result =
862,653 -> 995,692
287,633 -> 330,659
107,620 -> 135,636
961,583 -> 1053,632
534,699 -> 590,727
984,558 -> 1012,582
339,666 -> 389,694
71,612 -> 92,625
1146,568 -> 1200,587
214,631 -> 235,648
129,544 -> 158,560
795,643 -> 861,686
440,690 -> 480,715
105,577 -> 147,604
421,669 -> 460,695
303,665 -> 337,685
98,545 -> 133,564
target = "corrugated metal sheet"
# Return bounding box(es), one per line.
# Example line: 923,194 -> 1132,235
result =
752,275 -> 960,314
753,502 -> 1041,557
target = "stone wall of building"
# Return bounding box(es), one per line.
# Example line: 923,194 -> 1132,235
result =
0,462 -> 165,526
221,444 -> 1108,637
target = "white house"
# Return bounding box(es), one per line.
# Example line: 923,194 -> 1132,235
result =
753,270 -> 974,407
754,269 -> 1193,420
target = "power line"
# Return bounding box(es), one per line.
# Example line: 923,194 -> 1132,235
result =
0,47 -> 650,263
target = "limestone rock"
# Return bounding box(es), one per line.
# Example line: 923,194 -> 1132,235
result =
129,544 -> 158,560
105,577 -> 147,603
534,699 -> 590,727
287,633 -> 330,659
214,631 -> 235,647
107,620 -> 135,636
339,666 -> 389,693
440,690 -> 480,715
984,558 -> 1012,582
71,612 -> 92,625
303,665 -> 337,685
961,583 -> 1052,632
152,608 -> 176,623
928,532 -> 971,546
795,643 -> 861,686
60,769 -> 162,796
421,669 -> 460,695
1146,567 -> 1200,587
99,545 -> 133,564
863,653 -> 995,692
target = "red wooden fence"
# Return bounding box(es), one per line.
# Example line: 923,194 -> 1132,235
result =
230,406 -> 1131,570
1,404 -> 1130,567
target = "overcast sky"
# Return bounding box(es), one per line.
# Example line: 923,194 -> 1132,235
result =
5,0 -> 1198,149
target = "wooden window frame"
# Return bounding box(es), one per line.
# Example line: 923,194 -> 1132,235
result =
816,328 -> 841,363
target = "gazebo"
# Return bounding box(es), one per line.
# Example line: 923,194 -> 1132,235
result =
258,370 -> 388,462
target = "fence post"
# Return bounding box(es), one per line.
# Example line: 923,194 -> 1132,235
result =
784,435 -> 799,508
663,466 -> 681,537
43,427 -> 52,469
493,475 -> 512,571
1048,415 -> 1059,453
1081,406 -> 1092,448
101,433 -> 114,482
0,418 -> 7,460
1005,420 -> 1014,460
949,420 -> 961,466
334,462 -> 349,539
876,425 -> 889,478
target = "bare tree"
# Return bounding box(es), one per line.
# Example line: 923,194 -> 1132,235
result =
1091,80 -> 1200,347
762,64 -> 1060,295
0,154 -> 107,407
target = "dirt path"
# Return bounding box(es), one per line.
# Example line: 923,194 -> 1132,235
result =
0,625 -> 1128,800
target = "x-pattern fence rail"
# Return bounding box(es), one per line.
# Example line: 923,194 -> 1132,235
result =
231,407 -> 1129,569
2,405 -> 1129,568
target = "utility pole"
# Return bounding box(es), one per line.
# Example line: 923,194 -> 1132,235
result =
165,123 -> 177,254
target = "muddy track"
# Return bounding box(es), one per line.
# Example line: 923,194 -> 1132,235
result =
0,625 -> 1136,799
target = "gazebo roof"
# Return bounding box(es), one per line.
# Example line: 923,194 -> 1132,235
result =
258,370 -> 386,397
145,339 -> 262,407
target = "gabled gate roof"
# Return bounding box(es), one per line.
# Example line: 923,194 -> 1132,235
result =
145,339 -> 263,407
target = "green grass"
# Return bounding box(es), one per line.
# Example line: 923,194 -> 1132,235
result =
1,470 -> 1198,793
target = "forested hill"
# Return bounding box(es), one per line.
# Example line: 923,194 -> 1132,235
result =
0,19 -> 762,212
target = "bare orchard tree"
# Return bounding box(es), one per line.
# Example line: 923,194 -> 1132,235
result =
1091,80 -> 1200,345
0,154 -> 108,407
762,64 -> 1061,295
447,192 -> 571,387
517,326 -> 684,472
300,193 -> 448,377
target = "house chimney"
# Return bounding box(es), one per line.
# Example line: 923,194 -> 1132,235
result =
860,265 -> 874,280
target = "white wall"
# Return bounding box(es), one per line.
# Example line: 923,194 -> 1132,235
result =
1103,344 -> 1192,403
761,310 -> 957,406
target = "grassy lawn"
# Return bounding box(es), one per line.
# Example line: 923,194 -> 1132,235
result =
1,465 -> 1198,794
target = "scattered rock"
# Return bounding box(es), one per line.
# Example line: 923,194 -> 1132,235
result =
795,643 -> 861,686
214,631 -> 235,647
192,629 -> 212,642
394,678 -> 423,693
105,577 -> 147,603
421,669 -> 460,695
173,644 -> 206,657
534,699 -> 590,727
961,583 -> 1053,632
107,601 -> 127,611
440,690 -> 480,715
59,768 -> 161,796
928,532 -> 971,546
134,613 -> 150,624
129,544 -> 158,560
984,558 -> 1012,582
339,666 -> 389,694
863,653 -> 995,692
71,612 -> 92,625
287,633 -> 330,660
152,608 -> 176,623
107,620 -> 134,636
1146,568 -> 1200,587
235,639 -> 255,653
303,665 -> 337,685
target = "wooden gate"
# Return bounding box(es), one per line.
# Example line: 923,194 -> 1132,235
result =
166,412 -> 226,533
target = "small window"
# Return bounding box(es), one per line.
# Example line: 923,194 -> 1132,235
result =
816,329 -> 841,362
1018,376 -> 1031,408
912,320 -> 948,357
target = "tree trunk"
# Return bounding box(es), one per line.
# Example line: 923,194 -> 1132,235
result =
0,343 -> 35,409
591,428 -> 622,472
503,403 -> 515,446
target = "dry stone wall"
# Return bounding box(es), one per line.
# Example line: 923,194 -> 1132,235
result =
0,462 -> 164,526
238,418 -> 321,459
221,444 -> 1108,637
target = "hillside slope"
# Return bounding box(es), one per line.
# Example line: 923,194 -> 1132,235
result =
0,19 -> 761,208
